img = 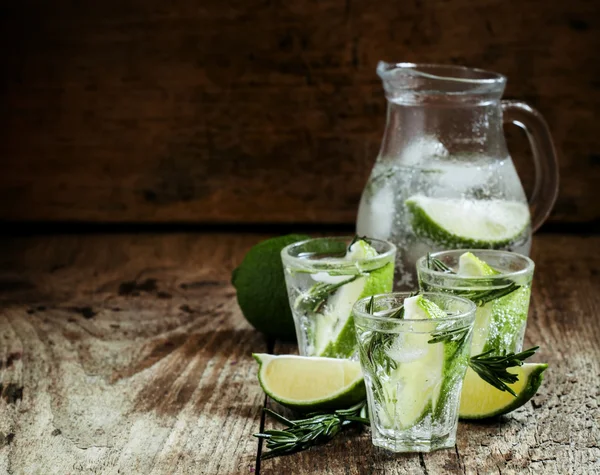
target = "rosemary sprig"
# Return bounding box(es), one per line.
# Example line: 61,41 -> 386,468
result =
425,253 -> 521,306
458,282 -> 521,306
468,346 -> 539,396
255,401 -> 369,459
427,253 -> 454,273
365,295 -> 374,314
295,275 -> 359,313
427,324 -> 471,345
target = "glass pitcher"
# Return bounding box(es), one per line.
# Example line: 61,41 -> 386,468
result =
356,62 -> 559,288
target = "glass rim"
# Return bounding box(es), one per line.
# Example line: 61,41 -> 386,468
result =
281,236 -> 396,267
353,291 -> 476,324
377,62 -> 506,86
416,249 -> 535,281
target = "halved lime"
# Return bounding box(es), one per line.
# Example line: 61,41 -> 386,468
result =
458,252 -> 500,276
405,195 -> 530,248
253,354 -> 366,412
459,364 -> 547,419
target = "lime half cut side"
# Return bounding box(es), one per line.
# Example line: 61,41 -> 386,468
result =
253,354 -> 366,412
405,196 -> 530,248
459,364 -> 547,419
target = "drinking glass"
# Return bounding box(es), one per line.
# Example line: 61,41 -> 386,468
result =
281,236 -> 395,359
353,292 -> 476,452
417,250 -> 535,356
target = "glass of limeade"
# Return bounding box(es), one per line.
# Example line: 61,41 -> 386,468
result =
353,292 -> 476,452
416,250 -> 535,356
281,236 -> 396,359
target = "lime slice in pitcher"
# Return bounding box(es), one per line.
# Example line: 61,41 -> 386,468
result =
405,196 -> 530,248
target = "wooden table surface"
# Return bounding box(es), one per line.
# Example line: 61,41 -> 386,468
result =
0,232 -> 598,474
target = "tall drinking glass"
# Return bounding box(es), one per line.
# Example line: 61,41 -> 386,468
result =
353,292 -> 476,452
417,250 -> 535,356
281,236 -> 395,359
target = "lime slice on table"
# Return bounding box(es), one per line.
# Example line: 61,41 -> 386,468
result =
378,295 -> 446,429
405,195 -> 530,248
459,364 -> 547,419
253,354 -> 366,412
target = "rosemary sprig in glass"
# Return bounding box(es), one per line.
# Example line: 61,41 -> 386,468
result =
425,253 -> 521,305
295,275 -> 359,313
255,401 -> 369,459
427,253 -> 454,273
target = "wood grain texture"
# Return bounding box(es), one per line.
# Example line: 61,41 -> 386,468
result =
261,235 -> 600,474
0,0 -> 599,225
0,233 -> 599,474
0,233 -> 271,474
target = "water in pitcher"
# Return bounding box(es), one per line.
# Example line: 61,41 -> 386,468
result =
355,62 -> 559,288
357,136 -> 531,288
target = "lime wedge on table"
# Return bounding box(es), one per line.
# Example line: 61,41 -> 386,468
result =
405,195 -> 530,248
458,252 -> 500,277
378,295 -> 445,428
459,364 -> 547,419
253,354 -> 366,412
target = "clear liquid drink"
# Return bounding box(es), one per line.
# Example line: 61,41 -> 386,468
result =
281,237 -> 395,359
417,250 -> 535,356
353,292 -> 476,452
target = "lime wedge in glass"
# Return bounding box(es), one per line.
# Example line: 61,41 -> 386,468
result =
458,251 -> 500,276
253,354 -> 366,412
405,195 -> 530,248
378,295 -> 446,429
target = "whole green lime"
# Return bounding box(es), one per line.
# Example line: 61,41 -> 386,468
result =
232,234 -> 309,341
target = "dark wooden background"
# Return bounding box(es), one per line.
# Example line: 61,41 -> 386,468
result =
1,0 -> 599,227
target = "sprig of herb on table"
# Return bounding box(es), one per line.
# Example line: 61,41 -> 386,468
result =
295,275 -> 359,313
255,401 -> 369,459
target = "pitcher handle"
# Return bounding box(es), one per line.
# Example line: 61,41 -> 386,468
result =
501,101 -> 559,232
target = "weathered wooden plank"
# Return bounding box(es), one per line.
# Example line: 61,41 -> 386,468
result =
261,235 -> 600,474
0,234 -> 271,474
0,0 -> 599,225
